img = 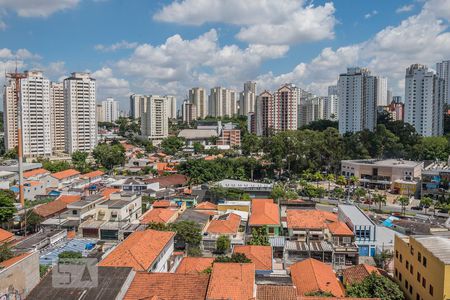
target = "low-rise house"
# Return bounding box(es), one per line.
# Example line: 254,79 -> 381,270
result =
215,179 -> 273,198
0,228 -> 14,245
0,171 -> 15,189
67,194 -> 106,226
80,170 -> 104,185
98,229 -> 176,272
290,258 -> 345,297
140,208 -> 179,225
206,262 -> 255,300
175,257 -> 214,274
178,129 -> 218,146
23,168 -> 50,181
217,200 -> 251,213
14,229 -> 66,252
109,177 -> 159,194
234,245 -> 273,274
257,285 -> 297,300
144,174 -> 189,188
249,198 -> 281,236
203,212 -> 244,251
0,251 -> 40,300
175,209 -> 212,233
11,180 -> 46,201
34,194 -> 81,219
195,201 -> 218,214
49,169 -> 81,188
342,264 -> 384,286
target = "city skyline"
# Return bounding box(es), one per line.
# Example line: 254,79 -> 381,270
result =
1,0 -> 450,110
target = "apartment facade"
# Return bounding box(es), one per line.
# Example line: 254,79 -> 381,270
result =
405,64 -> 445,136
338,67 -> 378,134
273,84 -> 298,131
436,60 -> 450,104
209,87 -> 238,117
324,86 -> 339,121
64,72 -> 97,154
141,95 -> 169,141
101,97 -> 119,123
189,87 -> 207,119
49,82 -> 65,152
166,95 -> 177,119
255,91 -> 273,137
129,94 -> 146,119
239,81 -> 257,116
181,99 -> 197,124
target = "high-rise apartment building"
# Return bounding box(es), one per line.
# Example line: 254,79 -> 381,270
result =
64,72 -> 97,154
182,99 -> 196,124
338,67 -> 378,134
376,76 -> 388,106
96,104 -> 104,122
255,91 -> 273,137
273,84 -> 298,131
209,87 -> 237,117
166,95 -> 177,119
49,82 -> 65,152
3,79 -> 19,151
239,81 -> 256,116
189,87 -> 208,119
141,96 -> 168,141
436,60 -> 450,104
404,64 -> 444,136
130,94 -> 146,119
324,85 -> 339,121
299,96 -> 325,127
102,97 -> 119,123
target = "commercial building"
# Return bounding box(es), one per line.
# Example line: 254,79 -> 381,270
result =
436,60 -> 450,104
64,72 -> 97,154
338,67 -> 378,134
404,64 -> 445,136
189,87 -> 208,119
273,84 -> 298,131
101,97 -> 119,122
394,235 -> 450,300
239,81 -> 257,115
256,91 -> 273,136
421,161 -> 450,199
49,82 -> 65,152
141,95 -> 169,142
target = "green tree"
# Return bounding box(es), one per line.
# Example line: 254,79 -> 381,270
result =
241,133 -> 262,156
172,220 -> 202,248
353,187 -> 367,202
373,250 -> 394,271
92,143 -> 126,170
71,151 -> 89,173
40,159 -> 71,173
187,247 -> 203,257
420,196 -> 433,214
0,244 -> 14,263
193,142 -> 205,154
372,193 -> 387,211
216,235 -> 231,254
412,136 -> 449,161
325,173 -> 335,194
346,273 -> 404,300
24,209 -> 42,233
214,253 -> 252,263
58,251 -> 82,259
3,147 -> 18,159
397,196 -> 410,215
146,222 -> 171,231
248,226 -> 270,246
160,136 -> 185,155
0,190 -> 16,223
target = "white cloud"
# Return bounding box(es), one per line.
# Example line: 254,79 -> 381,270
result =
0,0 -> 80,17
153,0 -> 336,45
0,20 -> 6,30
94,40 -> 138,52
396,4 -> 414,13
365,10 -> 378,19
92,67 -> 131,101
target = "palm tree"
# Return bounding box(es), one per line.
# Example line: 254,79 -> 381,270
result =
397,196 -> 410,215
373,193 -> 387,211
420,196 -> 433,214
336,175 -> 347,187
301,169 -> 313,182
325,173 -> 335,194
353,187 -> 367,203
312,171 -> 323,188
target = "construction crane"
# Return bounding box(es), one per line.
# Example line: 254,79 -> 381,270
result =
6,68 -> 26,208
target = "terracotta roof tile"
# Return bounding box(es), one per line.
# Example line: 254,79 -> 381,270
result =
207,263 -> 255,300
206,213 -> 241,234
286,210 -> 338,230
0,252 -> 31,268
299,298 -> 381,300
249,198 -> 280,226
0,228 -> 14,244
57,194 -> 82,204
144,174 -> 188,188
234,245 -> 272,271
327,221 -> 354,236
195,201 -> 218,210
175,257 -> 214,274
140,209 -> 178,224
80,170 -> 104,179
290,258 -> 345,297
34,199 -> 68,218
101,188 -> 121,200
342,264 -> 383,286
98,229 -> 175,271
124,272 -> 209,300
257,285 -> 297,300
23,168 -> 49,178
51,169 -> 80,180
152,200 -> 171,208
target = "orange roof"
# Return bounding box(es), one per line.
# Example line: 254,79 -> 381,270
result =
57,194 -> 81,204
233,245 -> 272,271
80,170 -> 104,179
140,208 -> 178,224
0,228 -> 14,244
249,198 -> 280,226
98,229 -> 175,271
24,181 -> 43,187
152,200 -> 172,208
299,298 -> 381,300
175,257 -> 214,274
101,188 -> 120,199
51,169 -> 80,180
23,168 -> 49,178
286,210 -> 338,229
67,231 -> 76,239
342,264 -> 383,286
290,258 -> 345,297
124,272 -> 209,300
327,221 -> 354,236
195,201 -> 218,210
204,155 -> 217,161
257,285 -> 297,300
34,199 -> 68,218
207,263 -> 255,300
206,213 -> 241,234
0,252 -> 31,268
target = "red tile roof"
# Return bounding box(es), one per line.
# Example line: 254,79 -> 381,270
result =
101,188 -> 120,200
34,199 -> 68,218
249,198 -> 280,226
286,210 -> 338,230
57,194 -> 82,204
0,252 -> 31,268
175,257 -> 214,274
0,228 -> 14,244
342,264 -> 383,286
299,298 -> 381,300
51,169 -> 80,180
80,170 -> 104,179
140,208 -> 178,224
290,258 -> 345,297
23,168 -> 49,178
257,285 -> 297,300
233,245 -> 272,271
98,229 -> 175,271
144,174 -> 188,187
152,200 -> 172,208
195,201 -> 218,210
207,263 -> 255,300
206,213 -> 241,234
124,272 -> 210,300
327,221 -> 354,236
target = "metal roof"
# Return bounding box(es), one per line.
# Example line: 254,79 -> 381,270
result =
338,204 -> 374,227
414,236 -> 450,264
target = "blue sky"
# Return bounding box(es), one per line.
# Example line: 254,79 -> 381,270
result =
1,0 -> 450,110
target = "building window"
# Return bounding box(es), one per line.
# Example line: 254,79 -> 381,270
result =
422,256 -> 427,267
406,261 -> 409,269
409,285 -> 412,294
416,293 -> 420,300
422,277 -> 426,288
400,254 -> 403,263
405,280 -> 409,289
396,250 -> 399,258
418,252 -> 421,263
410,265 -> 413,274
417,272 -> 421,282
399,272 -> 402,281
429,285 -> 433,296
